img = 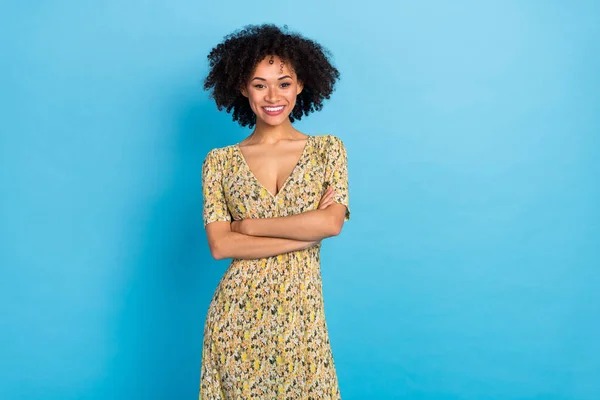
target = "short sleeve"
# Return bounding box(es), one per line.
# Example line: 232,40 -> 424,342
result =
202,149 -> 232,228
324,135 -> 350,221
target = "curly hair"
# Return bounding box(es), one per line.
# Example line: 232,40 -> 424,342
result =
203,24 -> 340,128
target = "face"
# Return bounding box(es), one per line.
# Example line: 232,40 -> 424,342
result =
241,55 -> 304,127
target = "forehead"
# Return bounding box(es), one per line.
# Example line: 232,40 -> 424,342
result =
251,56 -> 296,78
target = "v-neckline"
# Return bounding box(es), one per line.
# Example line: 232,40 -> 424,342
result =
235,135 -> 313,200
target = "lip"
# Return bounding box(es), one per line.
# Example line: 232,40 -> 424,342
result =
262,105 -> 285,116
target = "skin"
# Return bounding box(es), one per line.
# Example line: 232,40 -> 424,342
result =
205,55 -> 347,260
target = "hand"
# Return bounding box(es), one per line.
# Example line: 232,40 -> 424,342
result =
318,186 -> 336,210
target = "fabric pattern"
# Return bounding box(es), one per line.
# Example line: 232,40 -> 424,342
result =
200,134 -> 350,399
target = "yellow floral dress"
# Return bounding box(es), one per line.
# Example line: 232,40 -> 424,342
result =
199,134 -> 350,400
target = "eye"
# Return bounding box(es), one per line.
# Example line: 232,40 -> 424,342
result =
253,84 -> 265,89
281,82 -> 291,88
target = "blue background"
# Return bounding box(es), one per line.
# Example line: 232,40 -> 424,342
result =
2,1 -> 599,399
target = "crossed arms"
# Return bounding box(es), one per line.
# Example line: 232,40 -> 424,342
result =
205,187 -> 347,260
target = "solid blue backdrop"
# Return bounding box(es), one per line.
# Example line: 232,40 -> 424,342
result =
1,1 -> 598,399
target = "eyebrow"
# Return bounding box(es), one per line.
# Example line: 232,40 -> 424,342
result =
251,75 -> 293,81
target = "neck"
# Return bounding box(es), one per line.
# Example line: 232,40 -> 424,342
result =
247,119 -> 300,144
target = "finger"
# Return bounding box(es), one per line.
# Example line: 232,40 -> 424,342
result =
319,196 -> 333,208
318,198 -> 332,209
322,193 -> 334,205
319,198 -> 334,209
321,187 -> 334,201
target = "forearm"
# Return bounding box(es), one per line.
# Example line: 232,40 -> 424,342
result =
239,209 -> 336,241
214,230 -> 318,260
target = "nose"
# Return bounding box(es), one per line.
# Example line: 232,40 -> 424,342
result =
265,87 -> 280,103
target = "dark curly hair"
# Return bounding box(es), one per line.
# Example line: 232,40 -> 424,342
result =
203,23 -> 340,128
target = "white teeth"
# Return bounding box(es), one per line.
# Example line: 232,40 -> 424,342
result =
264,106 -> 284,112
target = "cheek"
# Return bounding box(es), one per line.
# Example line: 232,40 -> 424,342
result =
247,93 -> 261,111
286,91 -> 298,106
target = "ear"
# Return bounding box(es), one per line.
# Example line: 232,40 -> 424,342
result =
296,80 -> 304,95
240,85 -> 248,98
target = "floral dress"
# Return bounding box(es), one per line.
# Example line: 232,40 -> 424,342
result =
199,134 -> 350,400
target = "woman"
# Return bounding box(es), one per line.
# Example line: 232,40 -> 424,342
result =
200,23 -> 350,399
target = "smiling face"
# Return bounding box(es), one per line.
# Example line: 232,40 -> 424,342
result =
241,55 -> 304,127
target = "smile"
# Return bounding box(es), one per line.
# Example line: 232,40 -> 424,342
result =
262,105 -> 285,115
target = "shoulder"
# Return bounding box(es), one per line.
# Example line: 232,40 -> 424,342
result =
315,134 -> 347,156
312,135 -> 348,167
329,134 -> 346,147
203,144 -> 236,166
313,134 -> 346,147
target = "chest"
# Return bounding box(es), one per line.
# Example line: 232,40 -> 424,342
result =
222,144 -> 328,219
237,143 -> 307,198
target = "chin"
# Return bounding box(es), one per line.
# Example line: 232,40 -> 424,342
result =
259,114 -> 289,126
